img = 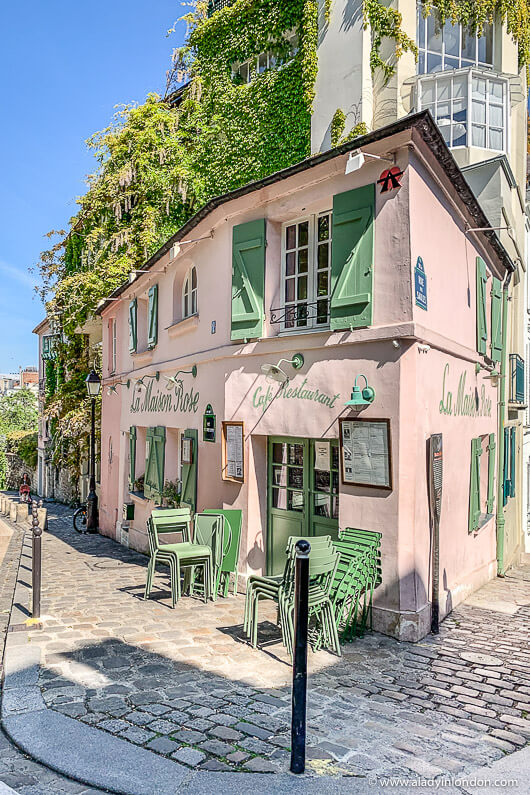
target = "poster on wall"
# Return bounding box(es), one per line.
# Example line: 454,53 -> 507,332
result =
314,440 -> 330,471
339,418 -> 392,490
181,436 -> 193,465
222,421 -> 244,483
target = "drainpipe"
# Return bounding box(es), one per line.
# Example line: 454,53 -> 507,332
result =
496,271 -> 512,577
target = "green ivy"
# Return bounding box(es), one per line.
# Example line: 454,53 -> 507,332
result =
330,109 -> 346,147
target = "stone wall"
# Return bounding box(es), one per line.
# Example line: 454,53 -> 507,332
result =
5,453 -> 37,495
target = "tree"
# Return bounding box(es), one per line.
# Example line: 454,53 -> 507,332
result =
0,389 -> 38,435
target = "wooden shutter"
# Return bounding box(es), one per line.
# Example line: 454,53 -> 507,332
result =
490,277 -> 502,363
510,426 -> 516,498
147,285 -> 158,349
129,299 -> 138,353
503,428 -> 510,506
468,438 -> 481,533
128,426 -> 136,490
144,426 -> 165,503
487,433 -> 495,514
180,429 -> 198,512
330,184 -> 375,331
231,219 -> 266,341
476,257 -> 487,355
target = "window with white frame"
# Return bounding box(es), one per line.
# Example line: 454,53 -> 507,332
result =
232,31 -> 299,84
182,266 -> 198,319
110,318 -> 117,374
281,213 -> 332,331
417,70 -> 508,152
417,2 -> 493,74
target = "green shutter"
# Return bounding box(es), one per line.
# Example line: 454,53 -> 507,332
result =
181,429 -> 198,512
490,277 -> 502,363
147,285 -> 158,349
476,257 -> 487,355
231,219 -> 266,341
129,426 -> 136,490
330,184 -> 375,331
129,299 -> 138,353
510,426 -> 516,498
487,433 -> 496,514
144,426 -> 165,503
503,428 -> 510,506
468,438 -> 482,533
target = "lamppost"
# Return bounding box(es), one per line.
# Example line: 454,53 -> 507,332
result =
85,370 -> 101,533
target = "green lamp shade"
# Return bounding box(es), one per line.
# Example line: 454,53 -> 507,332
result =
345,384 -> 376,407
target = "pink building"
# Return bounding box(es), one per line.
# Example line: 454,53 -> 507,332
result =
97,113 -> 512,641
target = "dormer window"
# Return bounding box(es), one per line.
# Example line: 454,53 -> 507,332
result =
183,266 -> 198,319
417,2 -> 493,74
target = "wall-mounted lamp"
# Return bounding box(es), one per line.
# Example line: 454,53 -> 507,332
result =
135,372 -> 160,389
344,374 -> 376,408
418,344 -> 431,354
392,340 -> 401,349
260,353 -> 305,384
164,365 -> 198,389
106,380 -> 130,396
345,149 -> 395,175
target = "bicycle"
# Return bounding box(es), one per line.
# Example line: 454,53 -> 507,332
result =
73,504 -> 87,533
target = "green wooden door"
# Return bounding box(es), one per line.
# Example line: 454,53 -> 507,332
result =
267,437 -> 339,575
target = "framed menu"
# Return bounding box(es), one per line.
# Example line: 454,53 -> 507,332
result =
181,436 -> 193,466
222,421 -> 244,483
339,418 -> 392,490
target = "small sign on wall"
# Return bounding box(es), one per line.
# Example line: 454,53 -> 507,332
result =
181,436 -> 193,465
415,256 -> 428,311
203,404 -> 216,443
314,440 -> 330,471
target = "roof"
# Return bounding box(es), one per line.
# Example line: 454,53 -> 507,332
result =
32,318 -> 50,335
97,111 -> 514,315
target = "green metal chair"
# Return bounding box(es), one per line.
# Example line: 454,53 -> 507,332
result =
144,507 -> 192,607
331,528 -> 382,640
183,513 -> 225,602
203,509 -> 242,597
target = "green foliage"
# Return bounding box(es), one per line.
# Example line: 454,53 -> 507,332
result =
339,121 -> 369,144
330,109 -> 346,147
5,430 -> 38,470
45,360 -> 56,401
0,389 -> 38,435
163,479 -> 181,507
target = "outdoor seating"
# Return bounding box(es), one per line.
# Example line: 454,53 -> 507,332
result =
144,507 -> 193,607
203,509 -> 243,597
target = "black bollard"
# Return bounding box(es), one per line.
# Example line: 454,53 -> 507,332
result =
31,501 -> 42,620
290,538 -> 310,775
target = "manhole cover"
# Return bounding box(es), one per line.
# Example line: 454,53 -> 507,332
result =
460,652 -> 502,666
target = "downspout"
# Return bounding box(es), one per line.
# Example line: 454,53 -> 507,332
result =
496,270 -> 512,576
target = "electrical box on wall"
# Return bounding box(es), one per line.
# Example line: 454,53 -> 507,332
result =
123,503 -> 135,521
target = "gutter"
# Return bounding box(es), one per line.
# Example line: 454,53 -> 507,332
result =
496,270 -> 512,576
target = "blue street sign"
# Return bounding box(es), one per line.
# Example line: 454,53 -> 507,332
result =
415,256 -> 428,311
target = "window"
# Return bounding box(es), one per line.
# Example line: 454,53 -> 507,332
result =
281,212 -> 332,331
109,318 -> 117,374
183,266 -> 198,318
469,434 -> 496,533
232,31 -> 299,84
417,70 -> 507,152
417,2 -> 493,74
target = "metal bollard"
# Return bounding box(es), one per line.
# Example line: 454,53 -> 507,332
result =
290,539 -> 310,775
31,501 -> 42,620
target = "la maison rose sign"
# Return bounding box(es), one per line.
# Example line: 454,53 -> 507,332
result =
130,379 -> 200,415
439,363 -> 492,419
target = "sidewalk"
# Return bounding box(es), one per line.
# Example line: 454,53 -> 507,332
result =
0,499 -> 528,793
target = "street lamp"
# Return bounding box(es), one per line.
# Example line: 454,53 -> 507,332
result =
85,370 -> 101,533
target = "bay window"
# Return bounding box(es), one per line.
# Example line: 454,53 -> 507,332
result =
417,2 -> 493,74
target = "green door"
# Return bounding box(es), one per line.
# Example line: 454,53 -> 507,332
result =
267,437 -> 339,575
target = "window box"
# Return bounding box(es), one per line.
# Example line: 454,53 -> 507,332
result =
416,68 -> 508,153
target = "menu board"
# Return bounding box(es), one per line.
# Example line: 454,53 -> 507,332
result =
339,418 -> 392,490
222,421 -> 244,483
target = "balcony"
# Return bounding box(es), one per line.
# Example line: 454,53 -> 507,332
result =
207,0 -> 234,18
509,354 -> 525,405
416,67 -> 508,153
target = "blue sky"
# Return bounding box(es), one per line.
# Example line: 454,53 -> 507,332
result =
0,1 -> 185,373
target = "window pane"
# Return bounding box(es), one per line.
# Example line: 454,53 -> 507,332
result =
452,123 -> 467,147
472,76 -> 487,99
286,225 -> 296,250
443,20 -> 459,57
316,300 -> 328,324
272,488 -> 287,510
453,76 -> 467,99
427,10 -> 443,52
490,80 -> 504,100
418,52 -> 426,74
288,467 -> 304,489
318,243 -> 329,270
298,248 -> 308,273
298,221 -> 309,247
332,445 -> 339,470
472,125 -> 486,148
314,494 -> 330,517
462,25 -> 477,61
489,128 -> 503,151
184,293 -> 188,318
332,496 -> 339,520
478,25 -> 493,64
445,56 -> 459,70
285,278 -> 295,302
297,276 -> 307,300
437,101 -> 451,122
289,491 -> 304,512
191,267 -> 197,289
427,52 -> 442,72
472,101 -> 486,124
191,290 -> 197,315
288,444 -> 304,465
417,5 -> 425,49
332,471 -> 339,494
318,214 -> 330,241
286,251 -> 296,276
453,99 -> 467,123
422,81 -> 435,104
437,78 -> 450,102
273,465 -> 287,486
490,104 -> 503,128
258,52 -> 267,73
317,271 -> 328,296
315,470 -> 331,491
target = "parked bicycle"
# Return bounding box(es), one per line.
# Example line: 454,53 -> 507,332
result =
73,503 -> 87,533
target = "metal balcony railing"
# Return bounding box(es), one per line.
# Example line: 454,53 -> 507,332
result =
207,0 -> 235,18
509,354 -> 525,404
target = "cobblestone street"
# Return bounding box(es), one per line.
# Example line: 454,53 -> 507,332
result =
1,501 -> 526,787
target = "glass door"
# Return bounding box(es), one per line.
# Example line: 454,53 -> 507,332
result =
310,440 -> 340,539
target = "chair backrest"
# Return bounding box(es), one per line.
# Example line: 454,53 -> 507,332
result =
203,509 -> 242,575
149,507 -> 192,549
194,513 -> 224,567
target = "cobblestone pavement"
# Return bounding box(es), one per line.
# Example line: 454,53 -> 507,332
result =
6,501 -> 530,785
0,496 -> 104,794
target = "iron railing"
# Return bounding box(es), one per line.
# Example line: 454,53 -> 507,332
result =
270,300 -> 330,327
207,0 -> 234,18
510,353 -> 525,404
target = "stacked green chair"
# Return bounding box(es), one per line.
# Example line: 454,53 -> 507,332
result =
203,509 -> 242,597
185,513 -> 226,602
144,507 -> 192,607
331,528 -> 382,640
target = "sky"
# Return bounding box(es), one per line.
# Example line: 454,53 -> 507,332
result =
0,1 -> 186,374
